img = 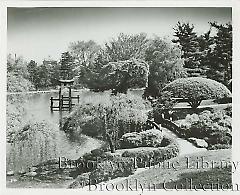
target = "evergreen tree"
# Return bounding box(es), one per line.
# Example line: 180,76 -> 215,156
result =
27,60 -> 38,85
206,22 -> 232,85
196,29 -> 213,74
59,52 -> 75,80
172,22 -> 202,77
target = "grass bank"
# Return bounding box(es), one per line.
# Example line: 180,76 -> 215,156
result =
110,149 -> 232,190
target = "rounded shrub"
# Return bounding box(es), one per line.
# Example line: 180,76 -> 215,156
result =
121,135 -> 179,168
119,129 -> 164,149
163,77 -> 231,109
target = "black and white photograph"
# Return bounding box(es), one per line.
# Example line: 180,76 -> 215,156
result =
1,0 -> 240,193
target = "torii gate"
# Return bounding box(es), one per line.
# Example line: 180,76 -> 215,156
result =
50,79 -> 80,112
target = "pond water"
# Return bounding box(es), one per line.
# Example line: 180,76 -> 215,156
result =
23,89 -> 144,122
24,90 -> 82,123
7,89 -> 144,173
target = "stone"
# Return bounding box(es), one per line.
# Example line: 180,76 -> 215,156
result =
18,169 -> 27,175
10,178 -> 17,182
25,171 -> 37,177
189,137 -> 208,148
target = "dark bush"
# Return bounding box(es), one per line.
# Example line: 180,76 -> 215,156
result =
224,105 -> 232,117
208,144 -> 231,150
214,97 -> 232,104
207,132 -> 232,145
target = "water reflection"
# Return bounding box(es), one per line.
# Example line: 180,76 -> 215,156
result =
7,89 -> 144,173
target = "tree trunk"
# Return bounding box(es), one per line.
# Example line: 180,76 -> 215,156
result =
188,99 -> 202,110
106,133 -> 115,153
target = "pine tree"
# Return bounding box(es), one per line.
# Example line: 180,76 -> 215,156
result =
27,60 -> 38,84
206,22 -> 232,85
60,52 -> 75,80
172,22 -> 202,77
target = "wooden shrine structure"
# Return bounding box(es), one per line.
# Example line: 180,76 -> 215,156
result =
50,79 -> 80,112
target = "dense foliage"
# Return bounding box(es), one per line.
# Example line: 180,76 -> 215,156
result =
8,21 -> 232,92
144,37 -> 186,97
69,155 -> 136,188
63,93 -> 150,152
163,77 -> 231,109
172,21 -> 232,86
120,129 -> 164,149
104,33 -> 149,62
206,22 -> 232,85
178,110 -> 232,149
172,22 -> 204,77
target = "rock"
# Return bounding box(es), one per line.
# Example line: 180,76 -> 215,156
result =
25,171 -> 37,177
18,169 -> 26,175
68,173 -> 90,188
6,171 -> 14,176
189,137 -> 208,148
10,178 -> 17,182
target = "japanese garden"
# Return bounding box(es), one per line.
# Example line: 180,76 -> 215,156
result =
6,19 -> 233,190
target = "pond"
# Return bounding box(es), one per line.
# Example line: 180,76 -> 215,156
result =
6,89 -> 144,173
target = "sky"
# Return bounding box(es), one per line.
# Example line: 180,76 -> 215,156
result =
7,7 -> 232,64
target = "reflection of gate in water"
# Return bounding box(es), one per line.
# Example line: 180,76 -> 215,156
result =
50,79 -> 80,131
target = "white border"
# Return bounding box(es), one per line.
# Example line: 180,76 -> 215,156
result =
1,1 -> 240,195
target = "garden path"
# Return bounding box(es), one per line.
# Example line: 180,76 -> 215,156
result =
161,127 -> 207,156
81,127 -> 207,190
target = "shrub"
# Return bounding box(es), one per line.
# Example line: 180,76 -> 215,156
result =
163,77 -> 231,109
63,93 -> 150,151
207,131 -> 232,145
7,72 -> 34,93
179,110 -> 232,148
89,156 -> 136,183
69,156 -> 136,188
6,101 -> 25,143
119,129 -> 164,149
208,144 -> 231,150
224,105 -> 232,117
122,135 -> 179,168
140,129 -> 164,147
119,132 -> 142,149
152,91 -> 177,123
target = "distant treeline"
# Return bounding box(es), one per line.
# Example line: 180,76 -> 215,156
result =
7,21 -> 232,95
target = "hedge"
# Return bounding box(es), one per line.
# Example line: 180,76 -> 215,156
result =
121,136 -> 179,168
68,156 -> 136,188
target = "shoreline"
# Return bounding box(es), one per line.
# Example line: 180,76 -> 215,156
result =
7,88 -> 88,95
